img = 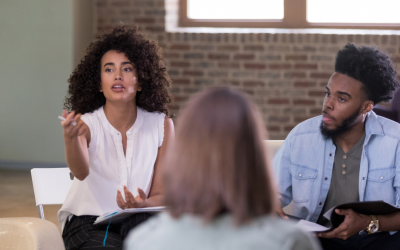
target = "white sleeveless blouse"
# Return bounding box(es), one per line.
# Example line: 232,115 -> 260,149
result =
58,106 -> 165,228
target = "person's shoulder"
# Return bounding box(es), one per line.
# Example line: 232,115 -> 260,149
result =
258,217 -> 319,250
80,107 -> 103,126
375,116 -> 400,140
81,107 -> 102,119
139,107 -> 165,120
244,216 -> 320,250
123,213 -> 176,250
286,116 -> 322,141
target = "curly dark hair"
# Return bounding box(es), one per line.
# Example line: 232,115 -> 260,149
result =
64,25 -> 172,115
335,43 -> 399,104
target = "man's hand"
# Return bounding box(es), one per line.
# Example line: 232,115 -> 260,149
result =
116,186 -> 147,209
318,208 -> 370,240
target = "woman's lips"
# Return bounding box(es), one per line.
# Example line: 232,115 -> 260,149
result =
112,84 -> 125,92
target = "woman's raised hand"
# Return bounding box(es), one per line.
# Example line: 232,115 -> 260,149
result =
61,110 -> 86,139
116,186 -> 147,209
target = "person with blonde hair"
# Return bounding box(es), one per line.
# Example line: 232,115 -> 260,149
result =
124,87 -> 320,250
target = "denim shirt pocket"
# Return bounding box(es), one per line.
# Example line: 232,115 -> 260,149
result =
366,167 -> 395,203
289,164 -> 318,203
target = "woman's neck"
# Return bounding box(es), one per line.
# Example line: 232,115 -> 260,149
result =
103,100 -> 138,133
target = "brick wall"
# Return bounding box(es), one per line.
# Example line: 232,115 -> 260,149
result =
95,0 -> 400,139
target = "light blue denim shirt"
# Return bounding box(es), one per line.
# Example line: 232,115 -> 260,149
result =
273,111 -> 400,223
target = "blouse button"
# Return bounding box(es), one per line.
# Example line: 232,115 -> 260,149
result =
342,170 -> 346,174
342,164 -> 346,168
343,155 -> 347,159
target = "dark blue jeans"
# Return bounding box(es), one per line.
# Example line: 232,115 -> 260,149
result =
319,231 -> 400,250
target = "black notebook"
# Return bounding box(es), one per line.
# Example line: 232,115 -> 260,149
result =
295,201 -> 400,232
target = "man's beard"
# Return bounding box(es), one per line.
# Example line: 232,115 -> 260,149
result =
320,109 -> 361,141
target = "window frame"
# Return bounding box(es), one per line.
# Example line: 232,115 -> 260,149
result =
179,0 -> 400,30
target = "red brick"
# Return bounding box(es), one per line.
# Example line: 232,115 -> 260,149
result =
294,116 -> 312,123
170,44 -> 190,50
243,81 -> 265,87
284,126 -> 295,132
172,79 -> 190,85
267,126 -> 281,132
183,70 -> 203,76
244,63 -> 266,70
163,52 -> 180,59
112,1 -> 130,7
293,99 -> 316,105
295,64 -> 318,69
173,96 -> 188,102
220,80 -> 240,86
268,116 -> 290,123
294,81 -> 316,87
243,90 -> 254,95
168,104 -> 180,110
310,73 -> 333,79
268,99 -> 289,105
134,18 -> 155,24
218,62 -> 240,69
243,45 -> 264,51
285,72 -> 307,78
285,55 -> 307,61
170,61 -> 190,67
309,90 -> 326,97
218,45 -> 240,51
208,53 -> 230,60
269,64 -> 291,70
234,54 -> 255,60
310,108 -> 322,115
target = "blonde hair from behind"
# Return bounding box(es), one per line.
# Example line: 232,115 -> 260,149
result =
164,87 -> 277,225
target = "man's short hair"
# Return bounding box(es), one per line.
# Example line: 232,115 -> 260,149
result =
335,43 -> 399,104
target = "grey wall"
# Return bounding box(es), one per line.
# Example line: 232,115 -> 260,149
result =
0,0 -> 73,168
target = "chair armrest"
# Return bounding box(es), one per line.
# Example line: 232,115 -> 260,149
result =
0,217 -> 65,250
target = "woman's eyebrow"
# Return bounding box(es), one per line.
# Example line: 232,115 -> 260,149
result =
103,62 -> 114,67
121,62 -> 132,65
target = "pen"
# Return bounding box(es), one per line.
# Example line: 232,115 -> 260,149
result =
58,116 -> 77,126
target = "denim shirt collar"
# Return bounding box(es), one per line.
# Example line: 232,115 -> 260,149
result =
365,111 -> 384,137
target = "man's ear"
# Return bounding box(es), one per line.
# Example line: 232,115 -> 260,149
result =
362,101 -> 374,114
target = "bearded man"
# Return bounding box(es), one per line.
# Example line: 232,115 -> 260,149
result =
273,43 -> 400,250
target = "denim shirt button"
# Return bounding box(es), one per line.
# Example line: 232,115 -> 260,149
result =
299,174 -> 302,177
380,176 -> 384,180
325,177 -> 328,180
363,177 -> 365,180
319,202 -> 322,205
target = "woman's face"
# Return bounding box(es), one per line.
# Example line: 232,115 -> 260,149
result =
100,50 -> 141,104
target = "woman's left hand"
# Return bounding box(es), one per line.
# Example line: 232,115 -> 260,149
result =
116,186 -> 147,209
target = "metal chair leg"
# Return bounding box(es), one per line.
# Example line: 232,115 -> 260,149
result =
37,204 -> 45,219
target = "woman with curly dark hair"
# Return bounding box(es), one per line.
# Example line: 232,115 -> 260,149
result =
57,25 -> 174,250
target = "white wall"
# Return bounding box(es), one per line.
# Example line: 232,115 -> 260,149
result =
0,0 -> 73,167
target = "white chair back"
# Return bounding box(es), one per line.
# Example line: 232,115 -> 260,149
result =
31,168 -> 73,219
264,140 -> 284,159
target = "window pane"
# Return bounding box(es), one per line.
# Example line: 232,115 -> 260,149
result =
307,0 -> 400,23
187,0 -> 284,19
